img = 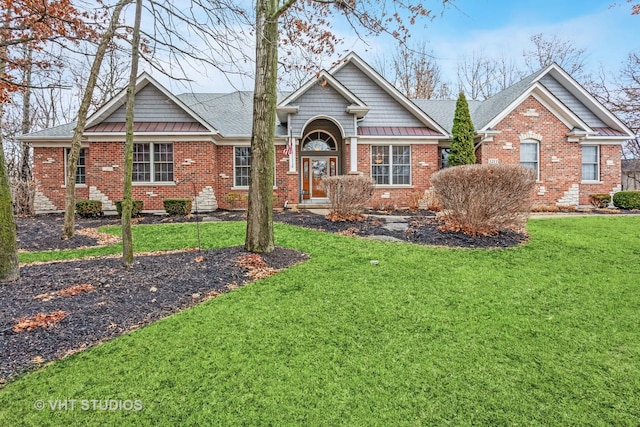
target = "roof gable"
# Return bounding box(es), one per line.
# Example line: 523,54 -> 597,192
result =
86,72 -> 217,133
328,52 -> 448,136
277,70 -> 368,123
475,63 -> 634,139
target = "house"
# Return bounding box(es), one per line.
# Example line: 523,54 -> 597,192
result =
23,52 -> 635,214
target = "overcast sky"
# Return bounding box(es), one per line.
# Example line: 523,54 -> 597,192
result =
154,0 -> 639,94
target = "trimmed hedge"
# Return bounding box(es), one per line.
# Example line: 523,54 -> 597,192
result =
115,200 -> 144,217
613,191 -> 640,210
589,193 -> 612,208
75,200 -> 102,218
163,198 -> 192,215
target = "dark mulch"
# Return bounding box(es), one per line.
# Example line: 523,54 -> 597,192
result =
1,246 -> 307,382
4,208 -> 524,383
274,210 -> 528,249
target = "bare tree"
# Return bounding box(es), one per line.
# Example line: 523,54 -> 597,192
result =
523,33 -> 588,80
597,51 -> 640,158
381,43 -> 449,100
63,0 -> 132,240
121,0 -> 143,265
457,51 -> 497,100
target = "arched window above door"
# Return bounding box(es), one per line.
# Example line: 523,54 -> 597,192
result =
302,131 -> 337,152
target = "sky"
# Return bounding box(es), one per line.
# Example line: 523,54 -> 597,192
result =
155,0 -> 639,94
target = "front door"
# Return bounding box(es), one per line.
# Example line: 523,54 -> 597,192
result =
302,157 -> 337,200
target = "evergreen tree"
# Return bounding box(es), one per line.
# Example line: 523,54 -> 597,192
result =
448,92 -> 476,166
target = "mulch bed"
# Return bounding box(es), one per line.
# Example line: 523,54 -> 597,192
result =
274,210 -> 528,249
3,209 -> 525,383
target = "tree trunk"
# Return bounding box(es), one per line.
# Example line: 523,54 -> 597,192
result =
245,0 -> 278,253
122,0 -> 143,266
0,55 -> 19,281
0,134 -> 18,283
15,47 -> 34,216
62,0 -> 131,239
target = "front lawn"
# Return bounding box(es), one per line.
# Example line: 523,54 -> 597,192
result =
2,216 -> 639,425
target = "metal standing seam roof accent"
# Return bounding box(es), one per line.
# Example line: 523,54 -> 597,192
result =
592,127 -> 629,137
86,122 -> 209,132
358,126 -> 442,136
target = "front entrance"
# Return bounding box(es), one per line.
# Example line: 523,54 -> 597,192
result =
302,156 -> 337,200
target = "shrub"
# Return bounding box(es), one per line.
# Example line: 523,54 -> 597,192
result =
75,199 -> 102,218
225,192 -> 247,209
420,189 -> 441,212
430,164 -> 536,236
613,191 -> 640,210
115,200 -> 144,217
407,191 -> 423,211
163,198 -> 192,215
321,175 -> 375,221
589,194 -> 611,208
448,92 -> 476,166
531,204 -> 559,213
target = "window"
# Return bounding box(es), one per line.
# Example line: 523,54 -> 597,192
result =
439,148 -> 450,169
64,148 -> 86,185
520,141 -> 539,180
582,146 -> 599,181
133,143 -> 173,182
233,146 -> 276,188
234,147 -> 251,187
302,131 -> 337,152
371,145 -> 411,185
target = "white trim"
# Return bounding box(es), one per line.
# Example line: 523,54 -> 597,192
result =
64,147 -> 87,186
358,136 -> 441,143
350,137 -> 358,173
581,145 -> 600,182
299,115 -> 346,139
277,70 -> 368,124
132,142 -> 175,184
278,70 -> 367,108
520,140 -> 540,181
132,182 -> 176,187
370,144 -> 412,186
535,64 -> 635,137
233,145 -> 277,188
482,83 -> 591,133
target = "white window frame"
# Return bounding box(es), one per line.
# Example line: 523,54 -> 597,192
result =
520,140 -> 540,181
371,144 -> 412,186
232,146 -> 277,189
581,145 -> 600,182
64,147 -> 87,186
132,142 -> 174,183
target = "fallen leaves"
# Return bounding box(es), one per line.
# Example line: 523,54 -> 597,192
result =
58,284 -> 95,297
13,311 -> 68,333
35,284 -> 94,301
237,254 -> 277,280
76,227 -> 122,246
336,227 -> 360,237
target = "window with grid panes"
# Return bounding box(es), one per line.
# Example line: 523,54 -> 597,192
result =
371,145 -> 411,185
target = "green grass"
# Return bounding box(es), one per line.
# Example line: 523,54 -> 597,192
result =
3,217 -> 640,425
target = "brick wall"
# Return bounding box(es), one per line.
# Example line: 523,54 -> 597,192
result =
355,143 -> 439,207
479,95 -> 622,206
34,141 -> 219,212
